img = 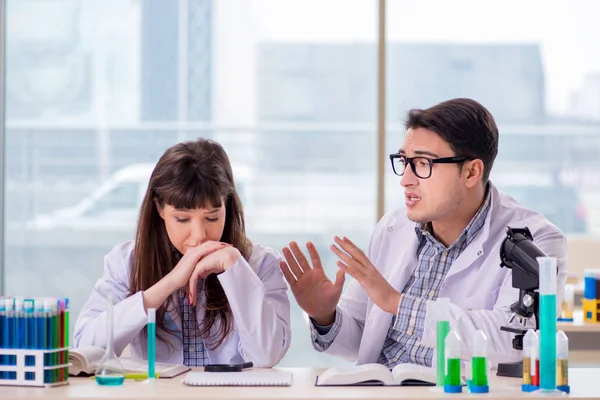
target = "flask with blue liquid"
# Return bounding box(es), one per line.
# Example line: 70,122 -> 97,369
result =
95,296 -> 125,386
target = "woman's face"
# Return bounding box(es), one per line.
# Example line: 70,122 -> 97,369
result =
156,200 -> 227,254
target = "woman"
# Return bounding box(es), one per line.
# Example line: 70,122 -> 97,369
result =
74,139 -> 291,367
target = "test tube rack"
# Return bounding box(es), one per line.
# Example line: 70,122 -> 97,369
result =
0,348 -> 70,387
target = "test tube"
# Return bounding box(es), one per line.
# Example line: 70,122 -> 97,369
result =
531,330 -> 540,389
13,298 -> 23,380
0,299 -> 6,379
523,329 -> 539,392
23,299 -> 34,378
4,298 -> 16,379
444,330 -> 462,393
34,298 -> 44,351
470,330 -> 489,393
24,299 -> 34,350
436,298 -> 451,387
52,299 -> 60,383
58,299 -> 65,382
556,330 -> 570,394
43,298 -> 55,384
148,308 -> 156,382
64,298 -> 70,348
14,298 -> 25,350
63,298 -> 70,384
523,330 -> 532,389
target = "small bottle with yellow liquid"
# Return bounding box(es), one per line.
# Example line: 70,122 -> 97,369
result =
556,330 -> 570,394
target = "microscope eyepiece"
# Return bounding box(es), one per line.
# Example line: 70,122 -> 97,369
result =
500,227 -> 546,291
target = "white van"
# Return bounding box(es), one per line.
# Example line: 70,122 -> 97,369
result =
26,163 -> 254,231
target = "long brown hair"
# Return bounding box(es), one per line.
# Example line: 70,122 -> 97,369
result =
129,138 -> 251,349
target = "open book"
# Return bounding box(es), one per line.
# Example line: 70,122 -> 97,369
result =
316,363 -> 441,386
69,346 -> 190,378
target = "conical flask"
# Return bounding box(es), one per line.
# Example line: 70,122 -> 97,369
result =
95,295 -> 125,386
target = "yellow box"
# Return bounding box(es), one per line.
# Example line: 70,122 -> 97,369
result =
582,299 -> 600,323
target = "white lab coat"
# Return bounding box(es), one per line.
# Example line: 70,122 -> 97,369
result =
315,183 -> 567,367
74,241 -> 291,367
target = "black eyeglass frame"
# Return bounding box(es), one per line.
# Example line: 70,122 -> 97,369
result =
388,153 -> 471,179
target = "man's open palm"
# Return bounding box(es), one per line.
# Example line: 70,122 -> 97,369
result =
280,241 -> 345,324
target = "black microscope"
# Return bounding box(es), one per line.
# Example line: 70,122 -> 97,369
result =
496,226 -> 550,378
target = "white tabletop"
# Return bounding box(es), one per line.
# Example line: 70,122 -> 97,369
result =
0,367 -> 598,400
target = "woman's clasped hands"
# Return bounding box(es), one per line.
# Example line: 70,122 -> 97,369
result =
166,241 -> 241,306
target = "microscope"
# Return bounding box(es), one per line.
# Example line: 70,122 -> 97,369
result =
496,226 -> 549,378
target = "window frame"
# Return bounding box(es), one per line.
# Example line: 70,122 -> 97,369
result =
0,0 -> 6,295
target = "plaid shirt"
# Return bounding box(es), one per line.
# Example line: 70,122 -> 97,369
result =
313,188 -> 491,368
178,281 -> 210,367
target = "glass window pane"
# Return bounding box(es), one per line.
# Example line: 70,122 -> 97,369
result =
4,0 -> 377,367
385,0 -> 599,239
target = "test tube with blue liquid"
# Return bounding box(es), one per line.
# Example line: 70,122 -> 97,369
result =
148,308 -> 156,383
14,298 -> 25,350
537,256 -> 557,392
24,299 -> 34,351
23,299 -> 35,380
13,298 -> 27,379
34,299 -> 44,353
5,298 -> 16,379
0,299 -> 6,379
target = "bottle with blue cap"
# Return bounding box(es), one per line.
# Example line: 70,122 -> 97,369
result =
470,330 -> 489,393
444,330 -> 462,393
522,329 -> 540,392
556,330 -> 570,394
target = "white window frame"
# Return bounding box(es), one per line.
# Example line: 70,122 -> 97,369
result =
0,0 -> 6,295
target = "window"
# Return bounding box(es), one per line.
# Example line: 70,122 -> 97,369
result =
385,1 -> 600,240
2,0 -> 376,368
4,0 -> 597,369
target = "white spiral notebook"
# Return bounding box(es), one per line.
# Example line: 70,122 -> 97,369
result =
181,371 -> 293,387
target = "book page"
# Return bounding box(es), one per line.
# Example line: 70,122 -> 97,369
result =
391,364 -> 437,385
69,347 -> 190,378
69,346 -> 106,375
317,363 -> 394,386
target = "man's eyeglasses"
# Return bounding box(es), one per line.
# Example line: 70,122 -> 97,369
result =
389,153 -> 471,179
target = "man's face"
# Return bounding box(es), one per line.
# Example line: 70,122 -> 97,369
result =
399,127 -> 466,224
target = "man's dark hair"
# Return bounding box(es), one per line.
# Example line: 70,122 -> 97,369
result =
405,98 -> 499,183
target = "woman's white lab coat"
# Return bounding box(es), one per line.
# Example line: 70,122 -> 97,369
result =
74,242 -> 291,367
315,183 -> 567,367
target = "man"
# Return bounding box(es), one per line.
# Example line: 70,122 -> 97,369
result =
280,98 -> 567,368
